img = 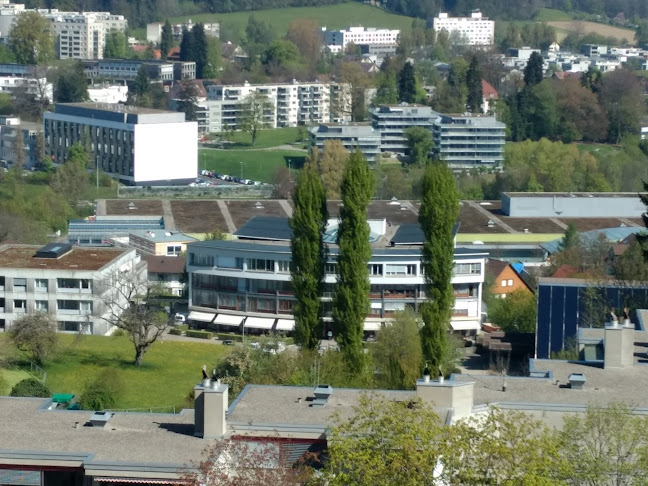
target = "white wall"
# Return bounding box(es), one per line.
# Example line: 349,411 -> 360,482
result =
133,122 -> 197,183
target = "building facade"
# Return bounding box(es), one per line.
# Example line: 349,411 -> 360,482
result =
43,103 -> 198,186
0,243 -> 142,335
309,123 -> 381,162
83,59 -> 196,82
433,11 -> 494,46
322,26 -> 400,53
128,230 -> 198,256
0,116 -> 41,169
147,20 -> 219,43
370,104 -> 437,155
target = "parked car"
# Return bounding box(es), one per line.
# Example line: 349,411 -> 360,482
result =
174,313 -> 186,324
222,339 -> 234,346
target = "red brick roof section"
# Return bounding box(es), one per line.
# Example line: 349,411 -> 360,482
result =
481,79 -> 498,100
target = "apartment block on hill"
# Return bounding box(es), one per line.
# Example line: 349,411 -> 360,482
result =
433,11 -> 494,46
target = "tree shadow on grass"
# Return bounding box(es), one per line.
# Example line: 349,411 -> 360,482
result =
284,155 -> 306,169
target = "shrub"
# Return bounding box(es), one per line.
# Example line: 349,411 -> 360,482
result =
169,328 -> 184,336
111,328 -> 126,337
214,332 -> 244,342
8,313 -> 58,364
79,369 -> 124,410
10,378 -> 51,397
186,330 -> 214,339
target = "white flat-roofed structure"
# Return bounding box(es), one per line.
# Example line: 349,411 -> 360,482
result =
0,243 -> 142,335
502,192 -> 647,218
87,84 -> 128,104
433,11 -> 494,46
309,123 -> 381,162
44,103 -> 198,186
322,26 -> 400,54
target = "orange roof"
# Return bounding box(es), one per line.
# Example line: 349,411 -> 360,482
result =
131,46 -> 161,59
481,79 -> 498,100
552,265 -> 579,278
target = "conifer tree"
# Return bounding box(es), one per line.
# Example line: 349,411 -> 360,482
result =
333,149 -> 374,372
524,52 -> 544,87
160,20 -> 173,59
418,162 -> 459,376
290,161 -> 328,350
179,26 -> 194,62
192,24 -> 208,79
397,61 -> 417,103
466,55 -> 483,114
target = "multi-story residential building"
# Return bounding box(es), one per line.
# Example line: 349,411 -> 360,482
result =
322,26 -> 400,54
128,230 -> 198,256
309,123 -> 381,162
370,104 -> 438,155
39,10 -> 127,59
194,81 -> 350,134
83,59 -> 196,82
185,216 -> 485,335
0,116 -> 41,169
0,75 -> 52,102
0,243 -> 142,334
146,20 -> 219,44
141,254 -> 186,297
433,11 -> 494,46
43,103 -> 198,186
432,113 -> 506,168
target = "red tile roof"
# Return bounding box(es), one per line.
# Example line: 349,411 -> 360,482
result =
481,79 -> 498,100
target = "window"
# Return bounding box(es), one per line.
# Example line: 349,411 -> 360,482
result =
35,300 -> 48,311
81,279 -> 91,291
507,279 -> 514,286
14,299 -> 26,312
58,278 -> 79,290
190,253 -> 214,267
13,278 -> 26,291
35,279 -> 48,291
80,301 -> 92,313
385,264 -> 416,276
58,321 -> 80,332
325,263 -> 337,275
368,264 -> 383,276
454,263 -> 481,275
277,261 -> 290,273
167,245 -> 182,256
0,276 -> 4,289
501,279 -> 507,287
247,259 -> 274,272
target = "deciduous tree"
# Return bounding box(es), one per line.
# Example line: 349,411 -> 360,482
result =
403,126 -> 434,166
50,143 -> 90,205
317,139 -> 349,199
8,12 -> 53,65
8,313 -> 58,364
237,91 -> 273,146
418,162 -> 459,375
487,289 -> 537,333
333,149 -> 374,372
290,161 -> 328,350
175,80 -> 199,121
54,61 -> 89,103
103,31 -> 127,58
285,18 -> 321,64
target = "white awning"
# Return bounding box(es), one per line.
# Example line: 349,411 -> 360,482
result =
363,321 -> 382,331
188,311 -> 215,323
244,316 -> 276,329
451,320 -> 481,331
370,302 -> 382,309
275,319 -> 295,331
214,314 -> 244,326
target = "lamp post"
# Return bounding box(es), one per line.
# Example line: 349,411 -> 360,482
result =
239,161 -> 243,180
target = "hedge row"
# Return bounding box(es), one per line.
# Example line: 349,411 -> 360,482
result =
214,333 -> 244,342
186,330 -> 214,339
168,328 -> 184,336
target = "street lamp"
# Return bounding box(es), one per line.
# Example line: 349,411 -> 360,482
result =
240,161 -> 243,180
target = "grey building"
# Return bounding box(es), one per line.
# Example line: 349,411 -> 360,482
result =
432,113 -> 505,168
0,116 -> 41,169
370,104 -> 438,155
0,243 -> 142,335
502,192 -> 646,218
309,123 -> 381,162
43,103 -> 198,186
83,59 -> 196,82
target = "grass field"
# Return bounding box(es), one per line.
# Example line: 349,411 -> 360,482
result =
0,368 -> 32,395
213,127 -> 304,150
0,334 -> 231,411
575,142 -> 622,158
534,8 -> 572,22
199,148 -> 305,182
547,20 -> 636,44
132,3 -> 416,39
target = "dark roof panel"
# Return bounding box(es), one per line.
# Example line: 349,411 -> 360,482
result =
234,216 -> 293,241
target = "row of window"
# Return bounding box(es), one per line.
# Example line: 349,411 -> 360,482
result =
0,277 -> 92,292
4,300 -> 92,313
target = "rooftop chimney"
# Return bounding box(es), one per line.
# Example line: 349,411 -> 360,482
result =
194,367 -> 228,439
311,384 -> 333,407
89,411 -> 113,428
416,374 -> 474,422
604,309 -> 635,369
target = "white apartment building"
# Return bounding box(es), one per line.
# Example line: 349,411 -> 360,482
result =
0,243 -> 143,335
146,20 -> 219,44
194,81 -> 351,134
87,84 -> 128,104
44,103 -> 198,186
323,26 -> 400,53
0,75 -> 52,101
433,11 -> 494,46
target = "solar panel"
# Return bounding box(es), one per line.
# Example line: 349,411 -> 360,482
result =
234,216 -> 293,241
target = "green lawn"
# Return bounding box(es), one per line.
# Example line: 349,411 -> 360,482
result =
1,334 -> 231,411
0,368 -> 32,395
199,148 -> 305,182
212,127 -> 304,150
575,142 -> 621,158
132,3 -> 416,39
534,7 -> 572,22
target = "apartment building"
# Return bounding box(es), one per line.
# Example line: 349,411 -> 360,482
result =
43,103 -> 197,186
0,75 -> 52,102
83,59 -> 196,82
432,113 -> 506,168
323,26 -> 400,53
0,116 -> 41,169
433,11 -> 494,46
146,20 -> 219,43
186,216 -> 485,334
370,104 -> 438,155
128,230 -> 198,256
194,81 -> 350,134
309,123 -> 381,162
0,243 -> 142,335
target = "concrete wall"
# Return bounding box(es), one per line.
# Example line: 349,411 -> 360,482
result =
503,193 -> 646,218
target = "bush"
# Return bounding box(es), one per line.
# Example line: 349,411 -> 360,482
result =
79,369 -> 124,411
111,328 -> 126,337
8,313 -> 59,364
10,378 -> 51,398
214,332 -> 244,342
186,330 -> 214,339
169,328 -> 184,336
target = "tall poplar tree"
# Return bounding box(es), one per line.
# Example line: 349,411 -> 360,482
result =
466,55 -> 483,114
192,24 -> 208,79
160,20 -> 173,59
290,161 -> 328,350
418,162 -> 459,376
333,149 -> 374,372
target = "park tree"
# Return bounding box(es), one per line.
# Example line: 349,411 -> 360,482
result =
103,31 -> 127,58
101,265 -> 170,366
487,289 -> 537,333
372,309 -> 423,390
333,150 -> 374,372
397,61 -> 417,103
466,55 -> 483,113
9,11 -> 54,65
317,139 -> 349,199
8,313 -> 58,364
337,62 -> 372,121
54,61 -> 89,103
175,81 -> 199,121
237,91 -> 273,146
403,126 -> 434,166
524,51 -> 544,87
418,162 -> 459,375
290,162 -> 328,350
160,20 -> 173,59
50,143 -> 90,205
285,18 -> 322,64
323,394 -> 444,486
598,68 -> 644,144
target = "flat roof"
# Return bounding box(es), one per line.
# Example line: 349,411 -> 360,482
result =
0,245 -> 130,271
56,102 -> 175,116
0,397 -> 212,468
129,230 -> 198,243
504,192 -> 641,198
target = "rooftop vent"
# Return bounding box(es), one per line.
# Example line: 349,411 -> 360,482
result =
35,243 -> 72,259
568,373 -> 586,390
254,201 -> 264,209
128,202 -> 136,210
487,220 -> 495,228
311,384 -> 333,407
89,411 -> 113,428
